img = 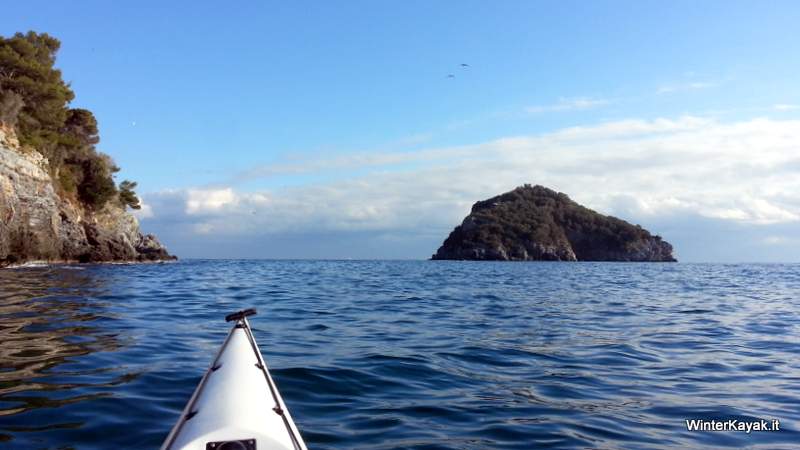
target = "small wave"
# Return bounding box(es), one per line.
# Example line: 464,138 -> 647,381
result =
5,261 -> 52,269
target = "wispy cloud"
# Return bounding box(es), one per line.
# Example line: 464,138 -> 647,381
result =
525,97 -> 609,114
774,104 -> 799,111
234,144 -> 483,182
657,81 -> 717,94
762,235 -> 800,245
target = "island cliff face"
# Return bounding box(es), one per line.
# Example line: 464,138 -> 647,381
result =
432,185 -> 676,262
0,126 -> 174,266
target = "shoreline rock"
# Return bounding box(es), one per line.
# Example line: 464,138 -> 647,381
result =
0,126 -> 175,268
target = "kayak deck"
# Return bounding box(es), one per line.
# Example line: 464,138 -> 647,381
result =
162,310 -> 307,450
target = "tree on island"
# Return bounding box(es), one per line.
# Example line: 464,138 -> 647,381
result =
118,180 -> 142,210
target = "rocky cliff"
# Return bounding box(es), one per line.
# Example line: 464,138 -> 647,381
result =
432,185 -> 676,262
0,126 -> 174,266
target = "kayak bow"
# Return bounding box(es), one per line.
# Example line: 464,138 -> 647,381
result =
161,309 -> 307,450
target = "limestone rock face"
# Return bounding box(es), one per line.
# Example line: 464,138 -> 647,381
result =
0,126 -> 175,266
432,185 -> 676,262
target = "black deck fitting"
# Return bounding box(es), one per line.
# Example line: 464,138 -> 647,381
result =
225,308 -> 257,322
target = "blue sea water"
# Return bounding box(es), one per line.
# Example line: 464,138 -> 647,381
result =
0,260 -> 799,449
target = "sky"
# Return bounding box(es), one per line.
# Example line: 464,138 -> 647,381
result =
3,1 -> 800,261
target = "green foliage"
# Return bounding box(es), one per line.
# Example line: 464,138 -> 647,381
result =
0,31 -> 140,211
77,153 -> 118,208
0,32 -> 74,149
63,108 -> 99,147
118,180 -> 141,210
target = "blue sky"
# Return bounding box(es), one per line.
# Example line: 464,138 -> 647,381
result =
3,1 -> 800,261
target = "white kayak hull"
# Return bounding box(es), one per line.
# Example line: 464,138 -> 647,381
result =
161,310 -> 307,450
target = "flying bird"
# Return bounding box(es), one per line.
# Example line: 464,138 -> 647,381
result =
460,63 -> 470,68
447,74 -> 455,79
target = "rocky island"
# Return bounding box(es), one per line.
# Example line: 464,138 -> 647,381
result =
0,32 -> 174,267
432,185 -> 676,262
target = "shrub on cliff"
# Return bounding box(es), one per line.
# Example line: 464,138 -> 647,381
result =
77,153 -> 119,209
118,180 -> 141,210
0,31 -> 140,211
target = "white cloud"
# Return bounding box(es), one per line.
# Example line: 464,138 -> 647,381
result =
186,188 -> 239,214
525,97 -> 609,114
548,116 -> 713,141
140,116 -> 800,240
774,104 -> 799,111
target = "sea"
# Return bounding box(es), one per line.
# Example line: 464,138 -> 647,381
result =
1,260 -> 798,449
